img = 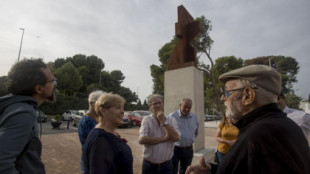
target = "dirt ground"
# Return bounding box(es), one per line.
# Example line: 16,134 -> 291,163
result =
41,126 -> 217,174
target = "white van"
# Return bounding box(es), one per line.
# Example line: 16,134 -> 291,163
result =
61,110 -> 80,121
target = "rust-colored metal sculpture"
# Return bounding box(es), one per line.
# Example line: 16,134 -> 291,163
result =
167,5 -> 201,70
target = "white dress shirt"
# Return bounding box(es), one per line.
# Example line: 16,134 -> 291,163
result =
139,114 -> 179,163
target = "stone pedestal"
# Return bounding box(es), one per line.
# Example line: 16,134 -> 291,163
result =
164,66 -> 205,152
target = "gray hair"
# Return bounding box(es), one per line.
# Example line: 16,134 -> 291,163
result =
180,98 -> 192,104
88,90 -> 105,104
236,79 -> 278,104
148,94 -> 164,106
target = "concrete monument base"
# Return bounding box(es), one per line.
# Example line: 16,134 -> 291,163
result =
164,66 -> 205,152
192,147 -> 216,164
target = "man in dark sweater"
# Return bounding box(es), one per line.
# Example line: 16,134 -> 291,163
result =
186,65 -> 310,174
0,58 -> 57,174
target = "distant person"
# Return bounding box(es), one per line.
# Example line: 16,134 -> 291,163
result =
278,92 -> 310,144
78,90 -> 105,173
215,115 -> 239,163
139,94 -> 180,174
0,58 -> 57,174
169,98 -> 198,174
186,65 -> 310,174
83,93 -> 133,174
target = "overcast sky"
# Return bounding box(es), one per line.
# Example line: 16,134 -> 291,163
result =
0,0 -> 309,101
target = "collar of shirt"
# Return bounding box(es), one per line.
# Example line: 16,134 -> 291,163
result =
177,109 -> 193,118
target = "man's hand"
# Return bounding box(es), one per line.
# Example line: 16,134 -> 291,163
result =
156,111 -> 166,124
164,131 -> 170,141
185,156 -> 210,174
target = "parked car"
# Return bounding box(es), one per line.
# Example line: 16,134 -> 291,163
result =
72,109 -> 88,127
133,110 -> 151,117
214,115 -> 222,120
204,114 -> 214,121
125,110 -> 151,127
125,111 -> 143,127
72,113 -> 82,127
36,110 -> 47,122
119,115 -> 130,128
62,110 -> 80,121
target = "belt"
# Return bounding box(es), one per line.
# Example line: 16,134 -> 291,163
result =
175,145 -> 192,149
144,159 -> 170,166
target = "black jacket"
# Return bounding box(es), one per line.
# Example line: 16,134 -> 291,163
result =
212,103 -> 310,174
0,95 -> 45,174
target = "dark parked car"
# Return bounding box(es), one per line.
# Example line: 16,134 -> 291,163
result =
119,115 -> 130,128
37,111 -> 47,122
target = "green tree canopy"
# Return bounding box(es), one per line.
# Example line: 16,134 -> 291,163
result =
285,92 -> 302,109
204,56 -> 243,113
143,100 -> 149,110
0,76 -> 8,96
244,56 -> 300,94
150,37 -> 177,95
110,70 -> 125,87
54,62 -> 83,95
54,54 -> 104,88
193,16 -> 214,59
0,54 -> 140,113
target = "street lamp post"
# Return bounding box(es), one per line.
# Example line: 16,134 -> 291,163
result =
17,28 -> 25,61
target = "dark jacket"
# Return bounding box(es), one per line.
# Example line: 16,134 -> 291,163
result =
212,103 -> 310,174
0,95 -> 45,174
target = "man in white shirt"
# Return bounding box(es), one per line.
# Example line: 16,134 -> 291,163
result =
139,94 -> 179,174
278,93 -> 310,145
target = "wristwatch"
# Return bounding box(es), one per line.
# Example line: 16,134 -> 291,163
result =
160,121 -> 169,126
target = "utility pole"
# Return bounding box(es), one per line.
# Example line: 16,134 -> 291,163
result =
17,28 -> 25,61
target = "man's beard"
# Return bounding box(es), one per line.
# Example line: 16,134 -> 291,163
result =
46,88 -> 56,103
225,100 -> 242,122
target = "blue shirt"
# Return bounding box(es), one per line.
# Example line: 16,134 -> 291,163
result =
169,110 -> 199,147
78,115 -> 97,148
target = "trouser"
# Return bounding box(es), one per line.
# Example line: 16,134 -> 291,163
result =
80,154 -> 85,174
216,150 -> 225,163
172,145 -> 193,174
142,159 -> 173,174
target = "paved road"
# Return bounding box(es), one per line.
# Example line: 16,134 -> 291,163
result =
40,121 -> 218,174
38,121 -> 78,135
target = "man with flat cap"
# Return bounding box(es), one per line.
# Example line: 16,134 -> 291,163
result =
186,65 -> 310,174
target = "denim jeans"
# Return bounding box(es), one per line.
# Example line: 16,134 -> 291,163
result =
142,159 -> 173,174
80,154 -> 85,174
172,146 -> 193,174
216,150 -> 225,163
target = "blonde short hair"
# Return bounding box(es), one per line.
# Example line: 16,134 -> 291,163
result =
95,93 -> 125,120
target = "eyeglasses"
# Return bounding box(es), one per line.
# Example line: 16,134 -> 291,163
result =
151,101 -> 163,106
221,87 -> 258,98
46,77 -> 57,85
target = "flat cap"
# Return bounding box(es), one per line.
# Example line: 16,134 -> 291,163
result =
219,64 -> 282,95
